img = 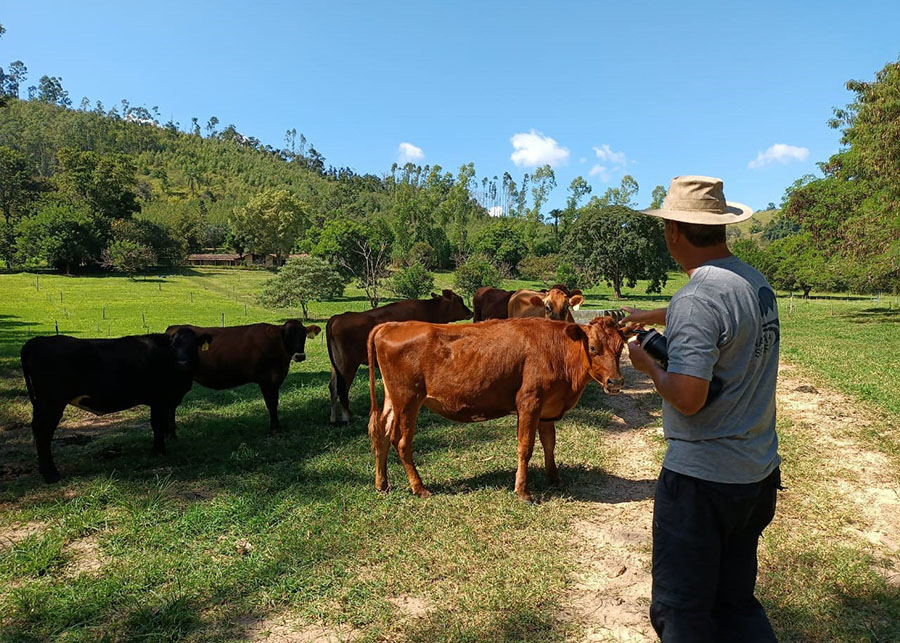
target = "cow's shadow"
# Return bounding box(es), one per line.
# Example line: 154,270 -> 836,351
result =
426,464 -> 655,504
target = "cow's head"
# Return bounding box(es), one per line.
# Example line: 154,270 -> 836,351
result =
282,320 -> 321,362
529,286 -> 584,321
169,327 -> 214,372
568,316 -> 626,395
432,289 -> 473,322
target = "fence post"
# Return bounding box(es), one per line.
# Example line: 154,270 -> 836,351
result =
221,312 -> 225,327
55,320 -> 59,335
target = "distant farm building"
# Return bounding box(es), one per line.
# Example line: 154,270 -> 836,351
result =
187,253 -> 308,268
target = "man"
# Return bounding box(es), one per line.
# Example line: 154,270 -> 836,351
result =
624,176 -> 781,642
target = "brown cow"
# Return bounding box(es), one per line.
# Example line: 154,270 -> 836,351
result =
473,287 -> 513,322
367,316 -> 629,502
165,321 -> 320,433
508,285 -> 584,322
326,290 -> 472,423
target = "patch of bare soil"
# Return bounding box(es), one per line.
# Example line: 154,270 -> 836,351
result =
65,534 -> 105,575
563,358 -> 900,641
388,594 -> 434,620
0,521 -> 46,549
237,613 -> 360,642
563,358 -> 660,642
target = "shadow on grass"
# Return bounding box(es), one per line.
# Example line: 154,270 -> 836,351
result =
426,463 -> 655,504
844,307 -> 900,323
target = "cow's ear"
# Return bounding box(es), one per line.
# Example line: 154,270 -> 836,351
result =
442,289 -> 453,299
569,294 -> 584,311
306,324 -> 321,338
431,292 -> 440,299
564,324 -> 584,341
570,289 -> 583,297
199,334 -> 213,351
529,295 -> 544,307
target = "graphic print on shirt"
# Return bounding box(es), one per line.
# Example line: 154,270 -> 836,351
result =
755,286 -> 780,357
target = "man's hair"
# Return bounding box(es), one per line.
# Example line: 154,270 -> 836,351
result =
674,221 -> 726,247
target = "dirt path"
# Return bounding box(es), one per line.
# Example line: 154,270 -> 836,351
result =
563,357 -> 900,642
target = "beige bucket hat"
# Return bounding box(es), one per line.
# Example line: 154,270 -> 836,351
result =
641,175 -> 753,224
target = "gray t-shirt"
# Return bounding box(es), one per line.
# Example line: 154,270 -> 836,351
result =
661,255 -> 781,483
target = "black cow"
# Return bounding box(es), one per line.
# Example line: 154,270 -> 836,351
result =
20,327 -> 212,483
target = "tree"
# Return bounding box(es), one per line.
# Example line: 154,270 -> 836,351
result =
55,148 -> 140,222
36,75 -> 71,107
650,185 -> 667,209
103,239 -> 156,278
313,217 -> 393,308
258,256 -> 346,320
17,202 -> 102,273
564,204 -> 668,298
390,263 -> 435,300
518,253 -> 559,286
526,164 -> 556,252
562,176 -> 591,235
405,241 -> 437,270
0,146 -> 40,267
593,175 -> 640,208
228,189 -> 306,262
452,254 -> 501,299
111,218 -> 184,267
765,233 -> 830,298
1,60 -> 27,98
471,219 -> 528,274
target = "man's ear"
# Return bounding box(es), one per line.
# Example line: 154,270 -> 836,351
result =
529,295 -> 544,307
569,294 -> 584,311
306,325 -> 321,338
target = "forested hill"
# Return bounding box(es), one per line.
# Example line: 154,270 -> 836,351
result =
0,97 -> 390,230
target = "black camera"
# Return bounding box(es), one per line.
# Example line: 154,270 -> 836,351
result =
632,328 -> 723,405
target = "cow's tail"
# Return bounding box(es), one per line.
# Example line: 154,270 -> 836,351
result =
20,341 -> 36,406
367,325 -> 384,452
325,317 -> 351,411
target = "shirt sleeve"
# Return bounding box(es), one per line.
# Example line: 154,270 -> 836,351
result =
664,294 -> 721,381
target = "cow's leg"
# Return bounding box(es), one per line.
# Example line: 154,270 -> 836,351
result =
329,368 -> 340,424
166,406 -> 177,439
260,383 -> 281,434
371,389 -> 392,493
538,421 -> 560,486
149,405 -> 168,455
394,401 -> 428,498
338,364 -> 359,424
32,402 -> 64,483
514,405 -> 541,502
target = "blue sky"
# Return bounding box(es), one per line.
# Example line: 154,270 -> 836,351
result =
2,0 -> 898,212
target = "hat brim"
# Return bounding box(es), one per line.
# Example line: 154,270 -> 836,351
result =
640,201 -> 754,225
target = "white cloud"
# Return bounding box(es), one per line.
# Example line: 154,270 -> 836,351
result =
593,144 -> 627,167
588,144 -> 629,182
748,143 -> 809,169
397,142 -> 424,163
488,205 -> 504,218
510,130 -> 569,167
589,164 -> 611,182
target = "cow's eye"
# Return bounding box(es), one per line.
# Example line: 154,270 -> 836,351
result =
589,345 -> 597,354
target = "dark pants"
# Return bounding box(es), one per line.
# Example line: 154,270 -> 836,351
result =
650,467 -> 780,643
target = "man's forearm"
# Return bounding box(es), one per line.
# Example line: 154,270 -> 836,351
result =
645,362 -> 709,416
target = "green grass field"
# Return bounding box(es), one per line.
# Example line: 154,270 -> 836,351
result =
1,268 -> 898,641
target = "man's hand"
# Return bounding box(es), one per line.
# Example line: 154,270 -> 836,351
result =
627,337 -> 658,376
622,307 -> 667,326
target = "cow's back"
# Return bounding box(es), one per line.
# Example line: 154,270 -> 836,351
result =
22,334 -> 187,412
473,287 -> 512,322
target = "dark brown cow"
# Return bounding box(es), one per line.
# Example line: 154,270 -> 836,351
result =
508,286 -> 584,322
367,316 -> 630,501
165,321 -> 320,433
473,287 -> 513,322
327,290 -> 472,423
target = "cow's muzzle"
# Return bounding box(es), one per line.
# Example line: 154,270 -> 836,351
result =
292,352 -> 306,362
604,376 -> 625,395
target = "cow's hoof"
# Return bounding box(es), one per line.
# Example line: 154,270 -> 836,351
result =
516,492 -> 535,504
41,470 -> 61,484
413,487 -> 431,499
547,476 -> 562,487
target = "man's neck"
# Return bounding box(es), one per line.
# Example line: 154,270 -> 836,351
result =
681,244 -> 733,276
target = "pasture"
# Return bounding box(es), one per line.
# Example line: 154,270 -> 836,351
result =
1,269 -> 899,642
